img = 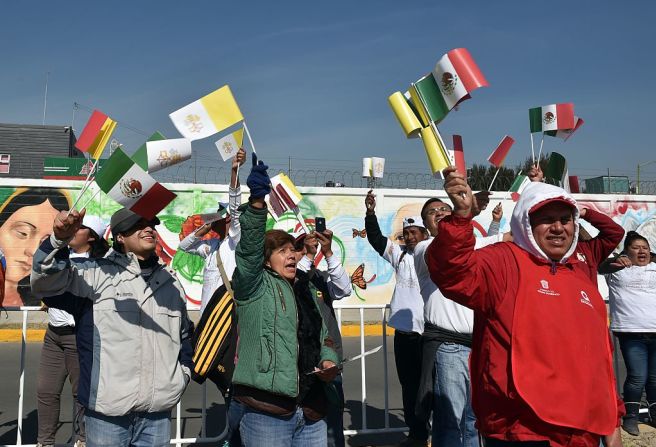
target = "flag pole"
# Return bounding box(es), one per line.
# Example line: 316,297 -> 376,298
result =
67,157 -> 100,214
243,121 -> 257,154
79,188 -> 101,211
530,133 -> 536,166
488,168 -> 501,192
536,133 -> 545,164
293,207 -> 310,233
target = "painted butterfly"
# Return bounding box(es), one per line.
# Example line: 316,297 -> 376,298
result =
352,228 -> 367,238
350,263 -> 376,290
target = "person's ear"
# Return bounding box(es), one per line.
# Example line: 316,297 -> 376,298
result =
116,234 -> 124,245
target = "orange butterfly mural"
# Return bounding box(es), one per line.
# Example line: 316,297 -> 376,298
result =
352,228 -> 367,238
350,263 -> 377,290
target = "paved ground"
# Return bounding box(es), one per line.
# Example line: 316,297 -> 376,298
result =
0,336 -> 408,447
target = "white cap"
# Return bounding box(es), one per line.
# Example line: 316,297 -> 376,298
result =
82,215 -> 108,239
403,216 -> 426,230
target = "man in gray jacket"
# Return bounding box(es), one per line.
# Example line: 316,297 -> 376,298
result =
31,207 -> 193,447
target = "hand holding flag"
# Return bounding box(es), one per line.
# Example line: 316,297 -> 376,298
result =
246,153 -> 271,199
487,136 -> 515,191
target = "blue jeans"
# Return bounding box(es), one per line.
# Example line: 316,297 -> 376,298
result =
85,409 -> 171,447
231,400 -> 327,446
326,375 -> 345,447
617,333 -> 656,405
433,343 -> 479,447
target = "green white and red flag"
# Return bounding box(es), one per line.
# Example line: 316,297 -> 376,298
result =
545,116 -> 584,141
433,48 -> 489,110
529,103 -> 575,133
95,148 -> 176,219
509,174 -> 530,194
545,152 -> 570,192
487,135 -> 515,168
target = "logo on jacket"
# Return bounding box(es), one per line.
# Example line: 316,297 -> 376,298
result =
537,279 -> 560,296
580,291 -> 593,308
576,252 -> 587,263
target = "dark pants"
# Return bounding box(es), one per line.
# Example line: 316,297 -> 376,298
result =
37,325 -> 85,445
617,332 -> 656,407
394,330 -> 428,441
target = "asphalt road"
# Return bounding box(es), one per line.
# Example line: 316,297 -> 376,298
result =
0,336 -> 408,447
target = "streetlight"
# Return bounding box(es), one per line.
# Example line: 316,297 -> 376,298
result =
637,160 -> 656,194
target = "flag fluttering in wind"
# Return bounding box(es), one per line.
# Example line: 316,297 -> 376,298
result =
433,48 -> 489,111
75,110 -> 117,160
529,103 -> 575,133
132,132 -> 166,171
409,74 -> 450,126
214,128 -> 245,161
509,174 -> 530,194
95,148 -> 176,219
545,152 -> 570,192
133,134 -> 191,173
266,173 -> 309,233
451,135 -> 466,174
388,91 -> 422,137
545,116 -> 584,141
170,85 -> 244,141
487,136 -> 515,168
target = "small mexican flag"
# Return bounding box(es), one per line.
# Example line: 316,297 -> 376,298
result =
509,174 -> 530,194
95,148 -> 176,219
544,116 -> 584,141
545,152 -> 570,192
451,135 -> 466,174
75,109 -> 117,160
487,135 -> 515,168
529,103 -> 575,133
169,85 -> 244,141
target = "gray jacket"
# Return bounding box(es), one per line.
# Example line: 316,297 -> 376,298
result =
31,235 -> 193,416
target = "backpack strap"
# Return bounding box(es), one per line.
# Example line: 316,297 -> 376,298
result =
215,243 -> 233,298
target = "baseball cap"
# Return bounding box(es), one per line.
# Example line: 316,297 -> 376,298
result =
110,208 -> 160,238
81,215 -> 108,239
403,216 -> 426,230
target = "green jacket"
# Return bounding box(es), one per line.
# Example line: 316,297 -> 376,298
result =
232,204 -> 338,398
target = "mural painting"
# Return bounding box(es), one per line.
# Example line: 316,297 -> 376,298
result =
1,178 -> 656,308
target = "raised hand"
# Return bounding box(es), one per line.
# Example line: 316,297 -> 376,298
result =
315,229 -> 334,258
492,203 -> 503,222
232,147 -> 246,169
246,153 -> 271,200
365,190 -> 376,215
472,191 -> 492,217
528,165 -> 544,183
442,167 -> 473,217
53,208 -> 86,241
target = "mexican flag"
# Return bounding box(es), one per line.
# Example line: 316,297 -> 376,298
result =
96,148 -> 177,219
409,74 -> 450,125
75,109 -> 117,160
433,48 -> 489,111
529,103 -> 575,133
169,85 -> 244,141
545,116 -> 584,141
214,128 -> 245,161
545,152 -> 570,192
487,135 -> 515,168
509,174 -> 530,194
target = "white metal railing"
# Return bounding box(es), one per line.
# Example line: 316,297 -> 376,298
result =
2,303 -> 406,446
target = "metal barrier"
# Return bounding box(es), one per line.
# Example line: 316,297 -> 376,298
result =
3,303 -> 405,446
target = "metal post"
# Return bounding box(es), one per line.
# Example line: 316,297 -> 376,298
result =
607,168 -> 611,194
175,401 -> 182,447
360,307 -> 367,430
382,307 -> 389,428
637,163 -> 641,195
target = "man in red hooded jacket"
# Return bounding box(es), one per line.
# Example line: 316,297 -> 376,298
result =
427,167 -> 625,447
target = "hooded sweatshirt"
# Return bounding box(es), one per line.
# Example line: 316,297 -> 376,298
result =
426,182 -> 625,447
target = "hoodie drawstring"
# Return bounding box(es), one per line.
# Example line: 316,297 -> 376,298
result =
550,261 -> 557,275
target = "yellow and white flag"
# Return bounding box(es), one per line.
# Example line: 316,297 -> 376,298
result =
214,128 -> 245,161
170,85 -> 244,141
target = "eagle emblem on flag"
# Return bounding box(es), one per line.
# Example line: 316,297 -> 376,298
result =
184,114 -> 204,134
119,178 -> 143,199
441,72 -> 458,95
543,112 -> 555,124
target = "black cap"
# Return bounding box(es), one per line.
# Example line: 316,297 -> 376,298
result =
110,208 -> 160,238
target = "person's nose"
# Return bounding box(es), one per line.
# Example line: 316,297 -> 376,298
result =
551,220 -> 564,233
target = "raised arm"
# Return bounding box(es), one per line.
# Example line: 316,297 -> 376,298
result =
315,230 -> 352,300
364,190 -> 389,257
227,148 -> 246,245
578,208 -> 625,266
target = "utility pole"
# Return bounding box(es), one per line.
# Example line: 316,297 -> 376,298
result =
42,71 -> 50,125
637,160 -> 656,194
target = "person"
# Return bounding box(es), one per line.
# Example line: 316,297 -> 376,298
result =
295,230 -> 352,447
36,215 -> 109,447
31,207 -> 193,447
228,154 -> 339,446
178,148 -> 245,314
0,187 -> 70,306
428,166 -> 625,447
487,203 -> 503,236
413,193 -> 499,447
364,189 -> 430,447
601,230 -> 656,435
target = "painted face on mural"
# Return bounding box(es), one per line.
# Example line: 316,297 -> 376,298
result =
0,200 -> 61,305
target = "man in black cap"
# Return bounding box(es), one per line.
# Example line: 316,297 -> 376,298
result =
31,207 -> 193,447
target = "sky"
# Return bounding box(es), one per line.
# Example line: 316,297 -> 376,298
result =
1,0 -> 656,185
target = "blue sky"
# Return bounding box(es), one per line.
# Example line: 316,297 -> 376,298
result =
2,1 -> 656,184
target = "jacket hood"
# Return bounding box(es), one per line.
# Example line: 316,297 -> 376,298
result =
510,182 -> 580,263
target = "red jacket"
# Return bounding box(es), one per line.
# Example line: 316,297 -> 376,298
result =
427,188 -> 624,447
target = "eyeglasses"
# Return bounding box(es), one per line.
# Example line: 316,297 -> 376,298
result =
425,206 -> 452,215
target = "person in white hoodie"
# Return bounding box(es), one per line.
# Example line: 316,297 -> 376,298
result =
178,148 -> 245,314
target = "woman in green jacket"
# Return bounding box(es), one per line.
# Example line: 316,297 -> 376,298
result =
228,154 -> 339,446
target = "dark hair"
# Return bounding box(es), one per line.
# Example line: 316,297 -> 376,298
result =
0,188 -> 70,227
87,228 -> 110,259
624,231 -> 650,252
420,198 -> 450,220
264,230 -> 295,262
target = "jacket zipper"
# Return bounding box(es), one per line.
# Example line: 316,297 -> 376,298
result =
550,261 -> 557,275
